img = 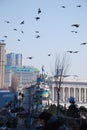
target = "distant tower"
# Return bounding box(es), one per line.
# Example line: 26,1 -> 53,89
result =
15,53 -> 22,67
0,43 -> 6,88
6,53 -> 22,67
6,53 -> 15,66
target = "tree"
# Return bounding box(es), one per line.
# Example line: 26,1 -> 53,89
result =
53,53 -> 70,114
54,53 -> 70,77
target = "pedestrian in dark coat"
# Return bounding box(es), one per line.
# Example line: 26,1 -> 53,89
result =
36,111 -> 69,130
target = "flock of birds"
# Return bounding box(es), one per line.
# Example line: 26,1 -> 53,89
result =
0,20 -> 25,43
0,3 -> 87,60
67,23 -> 87,54
27,8 -> 41,59
67,21 -> 87,54
0,6 -> 51,60
28,4 -> 87,59
35,8 -> 41,39
61,5 -> 87,54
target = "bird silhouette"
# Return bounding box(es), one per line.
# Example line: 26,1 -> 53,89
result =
74,31 -> 78,33
5,21 -> 10,23
77,5 -> 81,7
48,53 -> 51,56
20,21 -> 24,25
61,6 -> 66,8
67,51 -> 79,53
35,31 -> 39,33
27,56 -> 33,59
80,43 -> 87,45
73,51 -> 79,53
67,51 -> 73,53
71,31 -> 78,33
36,35 -> 40,38
3,35 -> 8,38
38,8 -> 41,14
71,24 -> 80,28
17,39 -> 21,41
0,40 -> 5,42
35,17 -> 40,21
13,29 -> 17,31
21,30 -> 24,33
71,31 -> 74,32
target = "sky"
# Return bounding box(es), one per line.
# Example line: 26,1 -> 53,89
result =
0,0 -> 87,79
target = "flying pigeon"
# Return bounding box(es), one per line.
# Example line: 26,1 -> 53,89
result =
73,51 -> 79,53
5,21 -> 10,23
67,51 -> 79,53
21,30 -> 24,33
74,31 -> 78,33
36,35 -> 40,38
80,43 -> 87,45
17,39 -> 21,41
4,35 -> 8,38
20,20 -> 24,25
71,31 -> 75,33
35,31 -> 39,33
71,24 -> 80,28
13,29 -> 17,31
38,8 -> 41,14
35,17 -> 40,21
0,40 -> 5,42
27,56 -> 33,59
77,5 -> 81,7
61,6 -> 66,8
67,51 -> 73,53
48,53 -> 51,56
71,31 -> 78,33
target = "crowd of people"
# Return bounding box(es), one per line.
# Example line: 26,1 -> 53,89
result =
34,109 -> 87,130
30,97 -> 87,130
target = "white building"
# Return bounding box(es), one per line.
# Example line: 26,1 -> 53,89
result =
48,76 -> 87,108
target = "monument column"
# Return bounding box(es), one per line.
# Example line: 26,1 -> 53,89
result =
79,88 -> 81,102
63,87 -> 65,102
84,88 -> 86,102
0,43 -> 6,89
74,87 -> 75,98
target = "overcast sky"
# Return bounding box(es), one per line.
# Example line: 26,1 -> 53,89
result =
0,0 -> 87,79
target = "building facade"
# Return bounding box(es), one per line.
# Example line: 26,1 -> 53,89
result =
4,65 -> 40,89
0,43 -> 6,88
5,53 -> 22,67
48,77 -> 87,108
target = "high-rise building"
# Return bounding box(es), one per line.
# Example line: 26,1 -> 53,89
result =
5,53 -> 22,67
0,43 -> 6,88
15,54 -> 22,67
